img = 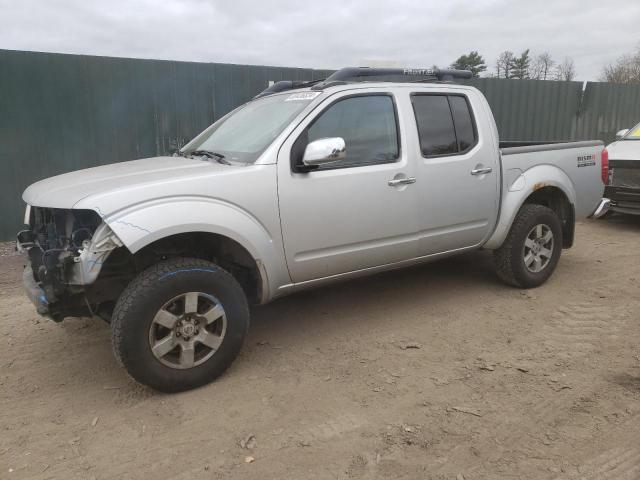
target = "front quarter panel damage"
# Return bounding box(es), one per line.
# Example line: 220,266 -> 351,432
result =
67,222 -> 123,285
92,197 -> 290,303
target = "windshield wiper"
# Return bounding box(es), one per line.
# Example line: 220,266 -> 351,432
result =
190,150 -> 231,165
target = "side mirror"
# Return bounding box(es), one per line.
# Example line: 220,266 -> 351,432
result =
616,129 -> 630,140
302,137 -> 346,167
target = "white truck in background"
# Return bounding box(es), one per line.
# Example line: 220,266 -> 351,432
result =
604,122 -> 640,214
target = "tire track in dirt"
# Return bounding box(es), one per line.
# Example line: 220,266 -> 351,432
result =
541,302 -> 622,357
555,446 -> 640,480
451,298 -> 636,476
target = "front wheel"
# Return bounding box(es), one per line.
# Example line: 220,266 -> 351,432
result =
111,258 -> 249,392
494,204 -> 563,288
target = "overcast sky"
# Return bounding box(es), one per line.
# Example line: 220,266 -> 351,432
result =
1,0 -> 638,80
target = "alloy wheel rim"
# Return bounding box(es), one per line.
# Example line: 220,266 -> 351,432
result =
523,224 -> 554,273
148,292 -> 226,369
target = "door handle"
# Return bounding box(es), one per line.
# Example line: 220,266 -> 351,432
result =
388,177 -> 417,187
471,167 -> 492,176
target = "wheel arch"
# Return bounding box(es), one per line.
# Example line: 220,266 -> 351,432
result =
485,165 -> 576,250
94,198 -> 287,304
132,231 -> 269,305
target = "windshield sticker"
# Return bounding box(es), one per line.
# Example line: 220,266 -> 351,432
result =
285,91 -> 321,102
629,126 -> 640,138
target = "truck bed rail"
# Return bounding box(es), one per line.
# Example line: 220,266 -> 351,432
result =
501,140 -> 604,156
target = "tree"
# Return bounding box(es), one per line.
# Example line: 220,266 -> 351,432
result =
600,47 -> 640,83
555,57 -> 576,81
495,51 -> 515,78
510,49 -> 531,79
530,52 -> 555,80
450,51 -> 487,77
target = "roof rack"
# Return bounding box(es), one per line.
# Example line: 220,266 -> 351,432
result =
254,79 -> 324,99
254,67 -> 472,98
318,67 -> 473,84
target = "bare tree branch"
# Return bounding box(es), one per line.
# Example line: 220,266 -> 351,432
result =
555,57 -> 576,81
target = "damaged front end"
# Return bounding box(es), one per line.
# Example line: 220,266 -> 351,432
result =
17,206 -> 123,322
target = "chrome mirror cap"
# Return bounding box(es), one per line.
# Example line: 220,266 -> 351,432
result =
302,137 -> 346,166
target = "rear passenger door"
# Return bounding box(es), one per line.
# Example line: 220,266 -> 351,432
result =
410,91 -> 500,255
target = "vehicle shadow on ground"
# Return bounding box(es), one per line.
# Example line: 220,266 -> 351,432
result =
66,249 -> 501,391
249,250 -> 499,334
9,249 -> 509,395
599,213 -> 640,231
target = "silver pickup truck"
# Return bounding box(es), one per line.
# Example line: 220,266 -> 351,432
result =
17,68 -> 608,392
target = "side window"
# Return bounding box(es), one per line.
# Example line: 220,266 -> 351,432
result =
411,94 -> 477,157
294,95 -> 399,170
449,96 -> 477,152
411,95 -> 457,156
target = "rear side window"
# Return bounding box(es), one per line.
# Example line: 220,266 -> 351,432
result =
411,94 -> 477,157
449,96 -> 476,152
411,96 -> 457,156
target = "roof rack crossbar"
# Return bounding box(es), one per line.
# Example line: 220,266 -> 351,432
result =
322,67 -> 473,83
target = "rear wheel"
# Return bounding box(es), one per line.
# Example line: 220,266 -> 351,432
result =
111,257 -> 249,392
494,204 -> 563,288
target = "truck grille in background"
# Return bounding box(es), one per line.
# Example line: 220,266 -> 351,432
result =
609,165 -> 640,189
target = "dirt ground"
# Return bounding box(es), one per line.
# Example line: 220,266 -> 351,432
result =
1,216 -> 639,480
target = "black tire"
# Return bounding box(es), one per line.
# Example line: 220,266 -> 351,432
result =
494,204 -> 563,288
111,257 -> 249,393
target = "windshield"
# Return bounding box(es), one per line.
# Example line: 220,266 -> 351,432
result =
622,123 -> 640,141
183,92 -> 318,163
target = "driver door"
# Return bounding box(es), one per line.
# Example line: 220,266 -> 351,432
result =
277,90 -> 420,283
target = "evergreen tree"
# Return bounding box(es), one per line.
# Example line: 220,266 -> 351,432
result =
450,51 -> 487,78
510,49 -> 531,79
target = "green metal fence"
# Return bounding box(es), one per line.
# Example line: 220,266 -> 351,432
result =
0,50 -> 333,240
1,49 -> 640,240
465,78 -> 585,142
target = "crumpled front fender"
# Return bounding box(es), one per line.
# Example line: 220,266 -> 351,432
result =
88,197 -> 289,303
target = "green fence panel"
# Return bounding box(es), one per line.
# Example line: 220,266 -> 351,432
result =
2,49 -> 640,240
573,81 -> 640,142
0,49 -> 333,240
466,77 -> 584,142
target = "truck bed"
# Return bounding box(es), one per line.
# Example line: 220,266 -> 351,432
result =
500,140 -> 605,220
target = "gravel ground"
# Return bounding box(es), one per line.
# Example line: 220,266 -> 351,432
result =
1,217 -> 639,480
0,241 -> 17,257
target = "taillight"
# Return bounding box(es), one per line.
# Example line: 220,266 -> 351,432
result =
601,148 -> 609,184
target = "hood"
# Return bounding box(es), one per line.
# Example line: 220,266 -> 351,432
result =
23,156 -> 242,209
606,140 -> 640,161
